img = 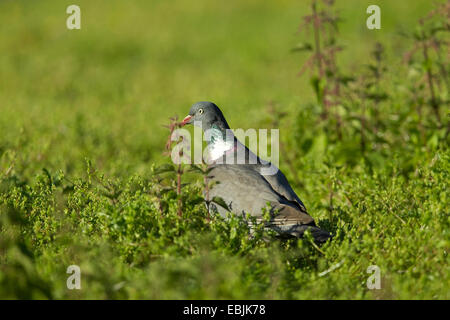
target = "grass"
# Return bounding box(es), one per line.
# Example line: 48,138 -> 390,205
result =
0,0 -> 448,299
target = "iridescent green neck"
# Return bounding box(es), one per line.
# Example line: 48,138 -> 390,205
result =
208,123 -> 235,146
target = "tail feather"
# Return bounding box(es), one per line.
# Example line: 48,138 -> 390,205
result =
270,224 -> 332,244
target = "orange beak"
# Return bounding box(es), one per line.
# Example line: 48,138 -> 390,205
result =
181,115 -> 192,126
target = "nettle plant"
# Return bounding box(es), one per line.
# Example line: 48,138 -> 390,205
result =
292,0 -> 350,136
403,1 -> 449,127
288,0 -> 449,172
341,42 -> 390,157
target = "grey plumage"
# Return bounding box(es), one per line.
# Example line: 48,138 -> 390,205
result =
182,101 -> 331,244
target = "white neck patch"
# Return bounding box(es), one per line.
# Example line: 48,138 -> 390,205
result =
208,139 -> 234,161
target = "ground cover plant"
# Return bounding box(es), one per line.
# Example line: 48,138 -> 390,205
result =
0,0 -> 448,299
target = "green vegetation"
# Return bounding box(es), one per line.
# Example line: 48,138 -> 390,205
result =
0,0 -> 448,299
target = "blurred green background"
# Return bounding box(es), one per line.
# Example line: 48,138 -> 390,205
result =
0,0 -> 433,175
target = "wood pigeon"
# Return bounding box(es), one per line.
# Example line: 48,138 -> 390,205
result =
182,101 -> 331,244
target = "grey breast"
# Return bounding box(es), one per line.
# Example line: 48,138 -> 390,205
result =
207,164 -> 315,226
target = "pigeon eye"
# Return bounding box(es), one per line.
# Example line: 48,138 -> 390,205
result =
198,108 -> 204,115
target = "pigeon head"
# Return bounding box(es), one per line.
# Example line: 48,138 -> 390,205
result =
181,101 -> 230,132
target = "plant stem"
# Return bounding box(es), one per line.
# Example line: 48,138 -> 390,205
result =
421,30 -> 441,124
312,1 -> 328,118
204,173 -> 210,222
177,164 -> 182,216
